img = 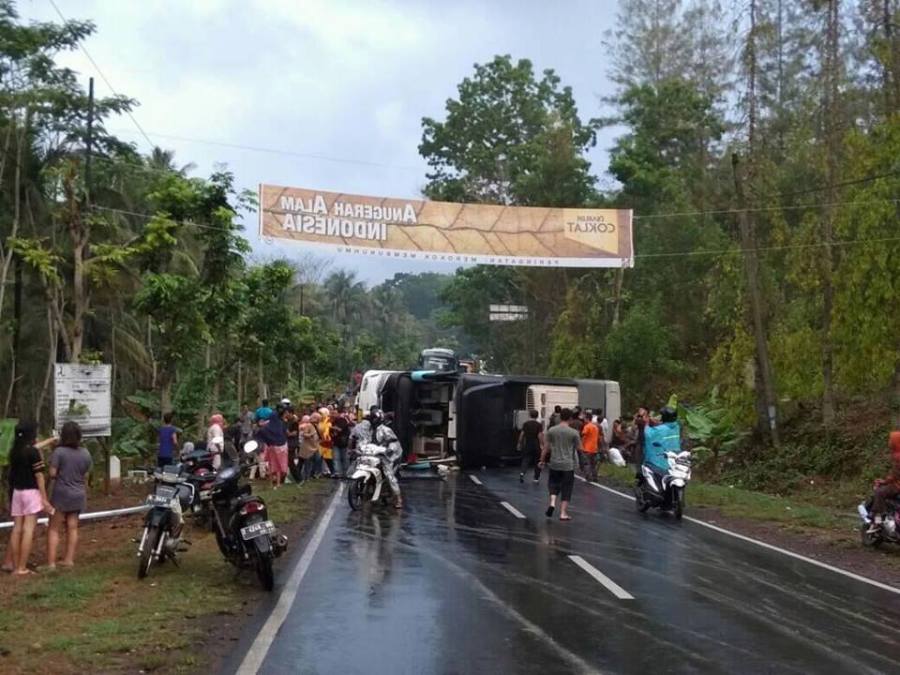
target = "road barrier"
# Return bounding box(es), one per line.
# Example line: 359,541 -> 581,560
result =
0,503 -> 148,530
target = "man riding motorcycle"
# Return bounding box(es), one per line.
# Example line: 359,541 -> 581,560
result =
640,406 -> 681,483
868,430 -> 900,534
373,410 -> 403,510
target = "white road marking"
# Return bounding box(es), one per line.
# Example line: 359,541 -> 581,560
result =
575,475 -> 587,482
590,481 -> 900,596
500,501 -> 526,519
237,483 -> 345,674
468,474 -> 483,486
569,555 -> 634,599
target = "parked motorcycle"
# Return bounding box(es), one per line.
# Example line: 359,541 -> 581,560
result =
136,465 -> 195,579
180,447 -> 217,529
858,495 -> 900,547
634,450 -> 692,519
347,443 -> 396,511
209,441 -> 287,591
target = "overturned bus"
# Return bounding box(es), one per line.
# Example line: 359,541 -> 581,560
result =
369,371 -> 620,469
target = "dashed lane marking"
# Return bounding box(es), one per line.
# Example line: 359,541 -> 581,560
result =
500,501 -> 526,519
569,554 -> 634,600
468,474 -> 483,486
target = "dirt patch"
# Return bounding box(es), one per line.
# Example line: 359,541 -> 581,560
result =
0,477 -> 336,674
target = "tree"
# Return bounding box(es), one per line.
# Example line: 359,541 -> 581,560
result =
419,54 -> 599,207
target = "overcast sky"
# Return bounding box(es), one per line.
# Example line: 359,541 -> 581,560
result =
24,0 -> 621,284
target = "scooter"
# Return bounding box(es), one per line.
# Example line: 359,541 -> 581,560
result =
634,450 -> 692,520
209,441 -> 288,591
347,443 -> 396,511
136,465 -> 195,579
858,494 -> 900,548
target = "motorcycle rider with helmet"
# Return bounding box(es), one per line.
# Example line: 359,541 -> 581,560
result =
372,409 -> 403,510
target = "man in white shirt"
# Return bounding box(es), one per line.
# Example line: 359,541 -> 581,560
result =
599,409 -> 611,456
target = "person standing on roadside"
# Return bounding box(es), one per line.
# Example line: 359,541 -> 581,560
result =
284,407 -> 300,481
240,404 -> 254,445
598,409 -> 610,457
206,414 -> 226,470
330,408 -> 351,478
539,408 -> 582,521
548,405 -> 562,429
580,415 -> 600,483
157,412 -> 178,468
517,410 -> 544,483
6,421 -> 54,575
257,409 -> 289,488
301,414 -> 321,480
46,421 -> 92,570
316,408 -> 333,476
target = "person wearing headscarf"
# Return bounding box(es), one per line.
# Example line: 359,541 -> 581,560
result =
299,414 -> 320,481
870,430 -> 900,532
207,413 -> 225,470
316,407 -> 333,476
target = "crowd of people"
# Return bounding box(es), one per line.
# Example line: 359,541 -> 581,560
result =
516,404 -> 665,521
158,398 -> 361,489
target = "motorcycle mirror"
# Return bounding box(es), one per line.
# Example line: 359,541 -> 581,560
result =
243,440 -> 259,454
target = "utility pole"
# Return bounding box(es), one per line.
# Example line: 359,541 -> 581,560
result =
85,77 -> 94,205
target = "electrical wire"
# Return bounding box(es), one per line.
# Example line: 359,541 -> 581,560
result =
632,198 -> 900,220
108,127 -> 423,172
47,0 -> 156,152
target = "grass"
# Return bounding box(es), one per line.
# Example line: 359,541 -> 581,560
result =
598,464 -> 850,531
0,477 -> 334,674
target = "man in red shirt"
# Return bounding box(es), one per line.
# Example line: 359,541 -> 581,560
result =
580,415 -> 600,483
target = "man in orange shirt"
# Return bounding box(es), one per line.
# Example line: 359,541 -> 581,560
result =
580,414 -> 601,483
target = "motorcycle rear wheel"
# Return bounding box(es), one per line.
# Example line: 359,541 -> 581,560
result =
137,525 -> 159,579
254,545 -> 275,591
348,478 -> 365,511
634,486 -> 650,513
860,523 -> 882,548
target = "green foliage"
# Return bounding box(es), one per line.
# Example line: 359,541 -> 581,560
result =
420,54 -> 598,207
677,388 -> 749,468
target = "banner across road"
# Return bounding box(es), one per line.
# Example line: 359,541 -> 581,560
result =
259,184 -> 634,268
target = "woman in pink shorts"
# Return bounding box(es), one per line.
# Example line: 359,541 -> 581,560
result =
6,422 -> 55,576
256,408 -> 289,488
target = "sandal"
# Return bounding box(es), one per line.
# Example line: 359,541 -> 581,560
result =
560,515 -> 572,521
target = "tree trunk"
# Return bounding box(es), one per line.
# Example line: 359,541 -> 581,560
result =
892,358 -> 900,428
3,256 -> 23,417
36,307 -> 58,430
733,154 -> 780,446
820,0 -> 841,427
0,113 -> 25,341
611,268 -> 625,327
160,371 -> 173,415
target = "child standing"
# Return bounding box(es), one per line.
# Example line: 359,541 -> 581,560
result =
46,421 -> 92,570
7,421 -> 55,575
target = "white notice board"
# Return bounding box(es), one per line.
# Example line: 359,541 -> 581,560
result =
54,364 -> 112,437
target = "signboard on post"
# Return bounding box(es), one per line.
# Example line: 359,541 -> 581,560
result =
54,364 -> 112,437
259,184 -> 634,268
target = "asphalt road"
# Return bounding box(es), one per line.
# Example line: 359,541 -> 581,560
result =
240,469 -> 900,674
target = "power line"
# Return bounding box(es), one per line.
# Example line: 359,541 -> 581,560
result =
774,171 -> 900,198
634,234 -> 900,259
108,127 -> 424,173
90,204 -> 241,234
47,0 -> 156,152
632,198 -> 900,220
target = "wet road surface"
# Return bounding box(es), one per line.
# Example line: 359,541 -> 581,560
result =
249,469 -> 900,674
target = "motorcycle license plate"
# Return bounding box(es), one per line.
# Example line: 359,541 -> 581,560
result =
147,493 -> 171,507
241,520 -> 276,540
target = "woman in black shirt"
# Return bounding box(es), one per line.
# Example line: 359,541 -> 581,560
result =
6,421 -> 55,575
